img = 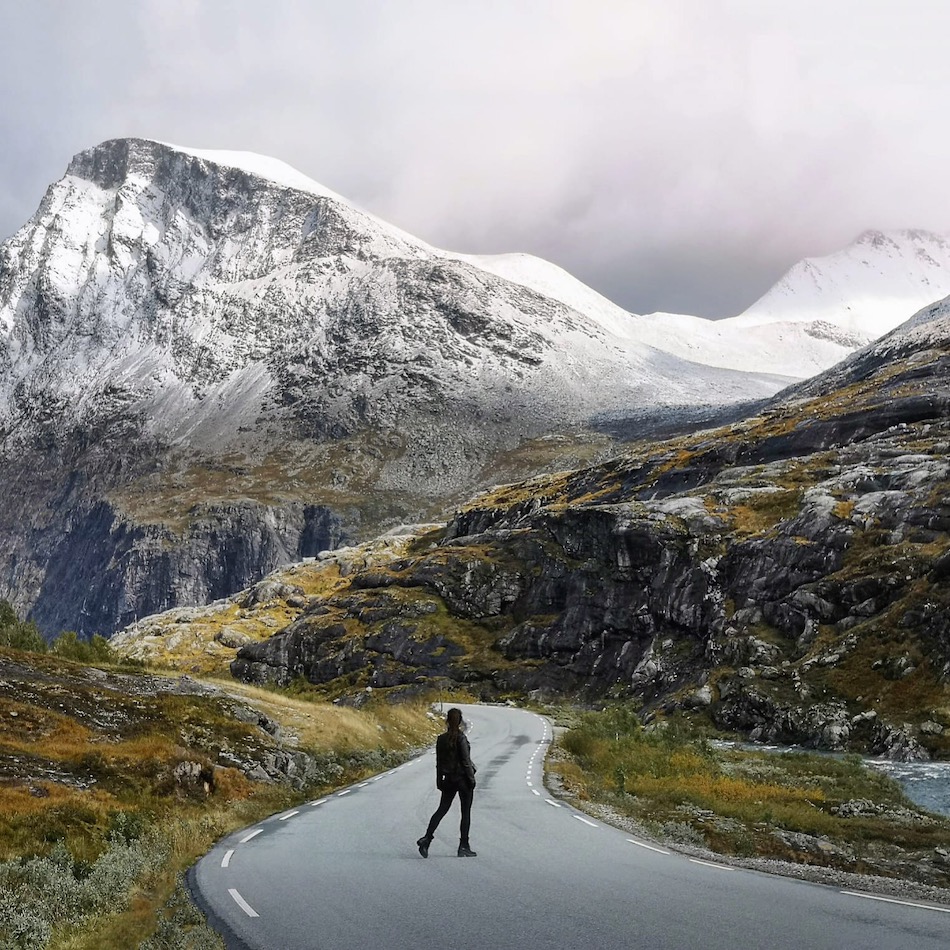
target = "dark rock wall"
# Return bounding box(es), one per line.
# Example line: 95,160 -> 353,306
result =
26,499 -> 346,638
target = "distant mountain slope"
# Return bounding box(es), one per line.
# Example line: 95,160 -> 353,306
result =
631,230 -> 950,379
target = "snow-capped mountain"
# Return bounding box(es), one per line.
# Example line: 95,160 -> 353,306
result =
0,138 -> 790,460
736,229 -> 950,335
625,230 -> 950,379
2,136 -> 949,639
0,137 -> 789,637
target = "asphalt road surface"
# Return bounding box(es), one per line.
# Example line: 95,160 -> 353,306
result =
191,703 -> 950,949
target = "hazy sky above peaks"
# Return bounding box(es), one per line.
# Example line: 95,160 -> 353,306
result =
1,0 -> 949,317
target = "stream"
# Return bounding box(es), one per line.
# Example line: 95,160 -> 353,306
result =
866,759 -> 950,817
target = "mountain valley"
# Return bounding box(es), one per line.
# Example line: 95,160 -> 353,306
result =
3,138 -> 950,937
4,138 -> 949,640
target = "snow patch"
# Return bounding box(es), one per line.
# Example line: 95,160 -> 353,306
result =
158,143 -> 347,203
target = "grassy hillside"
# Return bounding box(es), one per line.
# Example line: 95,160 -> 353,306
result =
547,705 -> 950,889
0,645 -> 437,949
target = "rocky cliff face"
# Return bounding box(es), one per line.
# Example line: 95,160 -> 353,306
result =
1,137 -> 795,638
229,300 -> 950,760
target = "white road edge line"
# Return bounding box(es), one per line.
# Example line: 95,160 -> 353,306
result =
239,829 -> 263,844
229,888 -> 260,918
338,789 -> 352,796
545,799 -> 562,808
278,810 -> 299,821
358,782 -> 370,787
574,815 -> 598,828
689,858 -> 734,871
531,789 -> 541,796
309,798 -> 328,807
841,891 -> 950,914
627,838 -> 670,855
221,849 -> 234,868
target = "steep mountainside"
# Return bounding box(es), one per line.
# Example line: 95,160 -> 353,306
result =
0,138 -> 788,638
217,298 -> 950,761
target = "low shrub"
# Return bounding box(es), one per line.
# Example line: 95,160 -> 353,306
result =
0,829 -> 168,949
549,704 -> 950,876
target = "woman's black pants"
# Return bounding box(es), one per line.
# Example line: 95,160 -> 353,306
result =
425,778 -> 473,844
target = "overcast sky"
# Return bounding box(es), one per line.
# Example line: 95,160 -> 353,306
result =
1,1 -> 948,317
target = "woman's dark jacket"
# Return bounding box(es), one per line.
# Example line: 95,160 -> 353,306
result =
435,731 -> 476,789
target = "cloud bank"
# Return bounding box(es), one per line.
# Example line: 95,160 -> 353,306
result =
1,0 -> 948,317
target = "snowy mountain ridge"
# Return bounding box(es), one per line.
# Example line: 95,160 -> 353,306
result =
3,136 -> 950,639
0,137 -> 791,455
4,139 -> 948,426
632,230 -> 950,377
460,230 -> 950,380
735,228 -> 950,333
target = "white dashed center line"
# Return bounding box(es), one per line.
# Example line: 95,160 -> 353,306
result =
689,858 -> 734,871
627,838 -> 670,855
841,891 -> 950,914
229,888 -> 260,918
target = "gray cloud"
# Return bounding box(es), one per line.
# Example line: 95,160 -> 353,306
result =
1,0 -> 949,317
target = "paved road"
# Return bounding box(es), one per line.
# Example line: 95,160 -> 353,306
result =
191,704 -> 950,949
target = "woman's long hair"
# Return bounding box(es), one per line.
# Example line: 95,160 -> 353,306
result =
445,707 -> 464,746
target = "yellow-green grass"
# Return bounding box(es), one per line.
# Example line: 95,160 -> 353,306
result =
473,431 -> 614,489
114,562 -> 346,676
547,706 -> 950,876
0,648 -> 439,949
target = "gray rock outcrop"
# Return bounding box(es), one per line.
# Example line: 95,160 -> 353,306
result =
231,299 -> 950,760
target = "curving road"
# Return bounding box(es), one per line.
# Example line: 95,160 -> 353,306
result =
190,704 -> 950,949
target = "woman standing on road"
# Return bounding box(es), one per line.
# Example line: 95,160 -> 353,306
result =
417,707 -> 478,857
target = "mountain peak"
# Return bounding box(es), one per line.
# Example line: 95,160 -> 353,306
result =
732,227 -> 950,338
853,227 -> 950,249
65,137 -> 346,203
157,141 -> 348,202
